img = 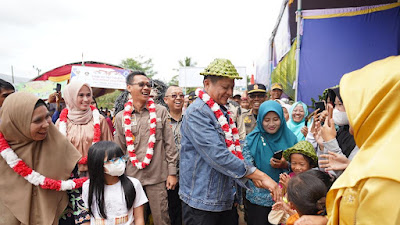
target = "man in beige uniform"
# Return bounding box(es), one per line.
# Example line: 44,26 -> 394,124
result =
241,84 -> 267,135
163,85 -> 184,225
115,71 -> 178,225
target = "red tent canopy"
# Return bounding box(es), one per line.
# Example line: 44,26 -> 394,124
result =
33,61 -> 123,82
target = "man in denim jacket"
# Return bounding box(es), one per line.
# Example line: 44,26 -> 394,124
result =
179,59 -> 281,225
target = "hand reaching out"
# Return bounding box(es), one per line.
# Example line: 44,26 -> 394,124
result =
279,173 -> 291,191
253,177 -> 282,202
320,104 -> 336,142
319,151 -> 351,171
312,120 -> 324,151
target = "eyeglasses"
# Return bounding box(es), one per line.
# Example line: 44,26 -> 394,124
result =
165,94 -> 184,99
249,94 -> 266,99
129,81 -> 153,88
104,155 -> 129,164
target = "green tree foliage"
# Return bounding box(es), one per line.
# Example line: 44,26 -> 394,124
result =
120,55 -> 157,78
179,57 -> 197,67
169,75 -> 179,86
96,90 -> 122,110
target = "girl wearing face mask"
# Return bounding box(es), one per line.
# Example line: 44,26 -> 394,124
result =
312,87 -> 359,178
82,141 -> 148,225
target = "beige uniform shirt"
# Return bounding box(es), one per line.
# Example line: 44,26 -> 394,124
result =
242,109 -> 257,135
227,103 -> 246,141
115,104 -> 178,186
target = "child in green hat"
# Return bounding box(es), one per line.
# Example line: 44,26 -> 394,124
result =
268,141 -> 318,224
279,140 -> 318,192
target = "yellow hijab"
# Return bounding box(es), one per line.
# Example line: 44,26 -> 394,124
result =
326,56 -> 400,225
330,55 -> 400,190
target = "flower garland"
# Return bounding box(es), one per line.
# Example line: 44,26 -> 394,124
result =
196,89 -> 243,160
0,133 -> 87,191
59,105 -> 101,165
123,95 -> 157,169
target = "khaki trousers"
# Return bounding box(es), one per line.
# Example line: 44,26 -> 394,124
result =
144,182 -> 170,225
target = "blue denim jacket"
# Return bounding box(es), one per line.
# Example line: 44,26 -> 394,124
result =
179,98 -> 252,212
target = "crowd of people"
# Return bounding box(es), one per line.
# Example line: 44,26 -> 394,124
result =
0,55 -> 399,225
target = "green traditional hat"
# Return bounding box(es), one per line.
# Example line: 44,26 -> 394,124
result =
200,58 -> 242,79
283,141 -> 318,167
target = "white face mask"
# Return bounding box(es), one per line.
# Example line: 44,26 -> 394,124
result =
104,160 -> 126,177
332,108 -> 349,126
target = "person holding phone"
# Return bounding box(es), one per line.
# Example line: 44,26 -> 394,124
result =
306,87 -> 358,178
48,85 -> 64,123
242,100 -> 298,225
296,56 -> 400,225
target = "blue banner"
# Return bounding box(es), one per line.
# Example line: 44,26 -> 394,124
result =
298,6 -> 400,106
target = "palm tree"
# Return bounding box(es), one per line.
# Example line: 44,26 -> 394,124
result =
178,57 -> 197,67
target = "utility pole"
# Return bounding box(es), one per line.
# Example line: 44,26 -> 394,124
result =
11,66 -> 14,84
33,65 -> 41,76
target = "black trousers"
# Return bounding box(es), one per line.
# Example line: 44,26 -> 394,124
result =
244,198 -> 274,225
182,202 -> 238,225
168,183 -> 182,225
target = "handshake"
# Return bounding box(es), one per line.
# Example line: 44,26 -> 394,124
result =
247,169 -> 282,202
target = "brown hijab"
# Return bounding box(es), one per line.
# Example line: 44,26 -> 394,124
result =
0,92 -> 81,225
63,80 -> 93,125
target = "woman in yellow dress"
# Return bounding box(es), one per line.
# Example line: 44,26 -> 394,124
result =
295,56 -> 400,225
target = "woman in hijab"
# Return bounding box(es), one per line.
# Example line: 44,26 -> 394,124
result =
56,80 -> 113,177
243,100 -> 298,225
296,56 -> 400,225
287,101 -> 309,141
326,87 -> 357,159
0,92 -> 87,225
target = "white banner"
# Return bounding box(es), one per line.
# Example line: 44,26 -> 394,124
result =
179,67 -> 247,88
70,66 -> 130,89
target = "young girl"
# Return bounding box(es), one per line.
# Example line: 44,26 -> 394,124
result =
82,141 -> 148,225
268,141 -> 318,224
285,170 -> 332,225
280,141 -> 318,191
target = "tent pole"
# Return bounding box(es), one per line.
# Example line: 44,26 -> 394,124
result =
268,0 -> 289,89
294,0 -> 302,102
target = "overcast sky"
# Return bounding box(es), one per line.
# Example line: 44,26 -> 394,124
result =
0,0 -> 282,82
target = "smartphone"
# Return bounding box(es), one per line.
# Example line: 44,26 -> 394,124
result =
55,83 -> 61,93
315,101 -> 325,112
273,150 -> 283,159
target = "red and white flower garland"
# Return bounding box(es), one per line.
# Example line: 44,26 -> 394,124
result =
196,89 -> 244,160
59,105 -> 101,165
0,133 -> 87,191
123,95 -> 157,169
